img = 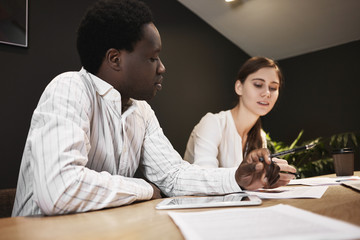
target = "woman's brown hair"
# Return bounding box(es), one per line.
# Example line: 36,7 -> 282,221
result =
236,57 -> 283,157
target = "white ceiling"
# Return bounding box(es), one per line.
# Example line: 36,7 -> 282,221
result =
177,0 -> 360,60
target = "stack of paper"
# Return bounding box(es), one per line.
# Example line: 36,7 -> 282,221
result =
342,180 -> 360,192
288,176 -> 360,186
244,185 -> 328,199
168,204 -> 360,240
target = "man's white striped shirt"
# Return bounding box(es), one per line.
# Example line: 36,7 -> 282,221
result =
12,68 -> 240,216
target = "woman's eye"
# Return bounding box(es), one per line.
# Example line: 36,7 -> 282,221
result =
270,87 -> 278,91
254,83 -> 262,88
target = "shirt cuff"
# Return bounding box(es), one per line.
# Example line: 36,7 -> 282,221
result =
133,178 -> 154,200
225,168 -> 243,192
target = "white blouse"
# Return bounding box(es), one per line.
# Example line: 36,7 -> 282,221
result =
184,110 -> 267,168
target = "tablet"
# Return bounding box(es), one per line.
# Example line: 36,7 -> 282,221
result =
155,193 -> 262,210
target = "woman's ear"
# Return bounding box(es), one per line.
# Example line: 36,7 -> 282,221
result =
105,48 -> 121,71
235,80 -> 243,96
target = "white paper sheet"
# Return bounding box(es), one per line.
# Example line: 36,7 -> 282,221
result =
168,204 -> 360,240
288,176 -> 360,186
342,180 -> 360,192
244,185 -> 328,199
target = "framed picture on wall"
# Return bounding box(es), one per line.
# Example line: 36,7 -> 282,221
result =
0,0 -> 28,47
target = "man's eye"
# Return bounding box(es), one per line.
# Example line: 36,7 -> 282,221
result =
254,83 -> 262,88
150,57 -> 159,62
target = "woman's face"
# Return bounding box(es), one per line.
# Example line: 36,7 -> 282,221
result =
236,67 -> 280,117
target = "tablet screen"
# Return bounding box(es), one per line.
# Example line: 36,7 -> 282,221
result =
168,194 -> 250,205
156,193 -> 261,209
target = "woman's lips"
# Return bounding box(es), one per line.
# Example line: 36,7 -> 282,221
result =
257,101 -> 269,106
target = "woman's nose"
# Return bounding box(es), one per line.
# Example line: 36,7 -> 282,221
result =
261,88 -> 271,98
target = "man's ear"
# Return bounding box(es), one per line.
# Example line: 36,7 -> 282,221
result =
235,80 -> 243,96
105,48 -> 121,71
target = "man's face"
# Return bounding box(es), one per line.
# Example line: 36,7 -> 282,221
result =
118,23 -> 165,101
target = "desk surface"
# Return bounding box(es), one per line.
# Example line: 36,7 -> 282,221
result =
1,172 -> 359,240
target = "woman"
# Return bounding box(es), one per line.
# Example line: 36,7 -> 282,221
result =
184,56 -> 296,186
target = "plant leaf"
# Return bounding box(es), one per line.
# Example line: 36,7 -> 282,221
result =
289,130 -> 303,149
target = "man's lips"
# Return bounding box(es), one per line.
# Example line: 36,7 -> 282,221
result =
155,77 -> 163,91
155,83 -> 162,91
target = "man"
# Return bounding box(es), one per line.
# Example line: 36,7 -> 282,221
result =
12,0 -> 295,216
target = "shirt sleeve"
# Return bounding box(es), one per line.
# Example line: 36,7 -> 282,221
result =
29,75 -> 152,215
140,107 -> 241,197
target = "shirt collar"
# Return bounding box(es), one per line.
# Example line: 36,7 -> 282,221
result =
80,67 -> 137,115
80,67 -> 114,96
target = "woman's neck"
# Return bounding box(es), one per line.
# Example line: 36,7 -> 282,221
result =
231,104 -> 259,140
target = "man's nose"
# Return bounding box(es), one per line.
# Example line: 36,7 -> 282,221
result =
158,59 -> 165,74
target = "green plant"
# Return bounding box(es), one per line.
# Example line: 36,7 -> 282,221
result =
266,130 -> 360,178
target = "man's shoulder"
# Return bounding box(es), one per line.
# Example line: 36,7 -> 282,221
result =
52,71 -> 84,84
40,70 -> 95,105
45,71 -> 81,88
45,71 -> 94,93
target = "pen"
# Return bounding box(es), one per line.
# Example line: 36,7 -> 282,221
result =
259,144 -> 316,178
272,144 -> 316,178
281,171 -> 299,178
270,143 -> 316,158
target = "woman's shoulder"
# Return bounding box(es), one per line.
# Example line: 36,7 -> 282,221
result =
198,110 -> 231,129
202,110 -> 230,121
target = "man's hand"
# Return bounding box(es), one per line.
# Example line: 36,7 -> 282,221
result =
235,148 -> 280,190
149,182 -> 162,200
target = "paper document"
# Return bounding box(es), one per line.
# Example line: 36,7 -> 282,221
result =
342,180 -> 360,192
244,185 -> 328,199
168,204 -> 360,240
289,176 -> 360,186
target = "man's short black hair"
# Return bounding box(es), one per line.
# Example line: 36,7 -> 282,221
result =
76,0 -> 154,74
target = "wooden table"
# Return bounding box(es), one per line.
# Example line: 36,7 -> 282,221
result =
0,172 -> 359,240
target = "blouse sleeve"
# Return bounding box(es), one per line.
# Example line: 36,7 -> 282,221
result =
188,113 -> 222,168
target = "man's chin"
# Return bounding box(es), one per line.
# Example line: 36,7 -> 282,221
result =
132,93 -> 157,101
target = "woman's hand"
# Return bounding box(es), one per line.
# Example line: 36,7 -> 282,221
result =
269,158 -> 297,188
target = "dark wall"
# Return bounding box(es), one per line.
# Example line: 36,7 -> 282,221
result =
0,0 -> 94,189
0,0 -> 248,189
1,1 -> 359,190
263,40 -> 360,170
262,40 -> 360,143
148,0 -> 248,156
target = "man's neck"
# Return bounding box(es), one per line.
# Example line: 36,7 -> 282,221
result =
121,97 -> 131,113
